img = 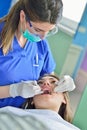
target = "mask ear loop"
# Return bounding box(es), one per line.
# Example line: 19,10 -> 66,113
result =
26,16 -> 32,27
20,22 -> 26,35
26,16 -> 35,33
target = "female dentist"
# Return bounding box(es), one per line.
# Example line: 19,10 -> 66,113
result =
0,0 -> 63,107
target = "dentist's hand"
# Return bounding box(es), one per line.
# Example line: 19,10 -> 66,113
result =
9,81 -> 42,98
54,75 -> 76,93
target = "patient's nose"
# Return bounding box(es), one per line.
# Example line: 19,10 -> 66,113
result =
43,80 -> 51,86
41,80 -> 51,90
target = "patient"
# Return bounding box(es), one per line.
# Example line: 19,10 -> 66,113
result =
20,74 -> 74,122
0,74 -> 80,130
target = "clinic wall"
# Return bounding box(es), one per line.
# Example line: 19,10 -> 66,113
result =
72,4 -> 87,92
47,30 -> 72,75
72,3 -> 87,77
81,49 -> 87,72
80,4 -> 87,72
48,4 -> 87,78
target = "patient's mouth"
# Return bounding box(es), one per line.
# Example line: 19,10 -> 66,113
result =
43,90 -> 51,94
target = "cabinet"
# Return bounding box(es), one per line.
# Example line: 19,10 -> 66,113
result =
59,44 -> 83,77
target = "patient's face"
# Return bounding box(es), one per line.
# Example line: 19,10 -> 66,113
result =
33,75 -> 66,112
37,75 -> 58,93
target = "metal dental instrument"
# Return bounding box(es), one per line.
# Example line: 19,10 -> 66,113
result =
54,75 -> 76,93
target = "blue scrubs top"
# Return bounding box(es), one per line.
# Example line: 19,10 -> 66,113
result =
0,22 -> 56,108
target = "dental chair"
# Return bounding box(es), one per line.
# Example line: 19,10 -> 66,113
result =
72,85 -> 87,130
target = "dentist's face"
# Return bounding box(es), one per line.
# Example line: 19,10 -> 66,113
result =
26,21 -> 56,39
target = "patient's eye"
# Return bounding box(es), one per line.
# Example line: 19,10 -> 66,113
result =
37,80 -> 43,85
51,80 -> 56,84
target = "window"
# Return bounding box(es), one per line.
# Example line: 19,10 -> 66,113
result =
59,0 -> 87,36
62,0 -> 87,23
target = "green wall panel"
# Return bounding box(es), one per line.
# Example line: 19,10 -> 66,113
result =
73,85 -> 87,130
47,30 -> 73,75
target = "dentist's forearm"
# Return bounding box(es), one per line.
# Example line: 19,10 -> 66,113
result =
0,81 -> 42,99
0,86 -> 10,98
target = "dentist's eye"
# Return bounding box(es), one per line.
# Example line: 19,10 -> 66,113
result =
33,27 -> 41,32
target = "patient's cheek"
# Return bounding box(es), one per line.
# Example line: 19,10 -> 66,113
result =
33,95 -> 51,109
33,94 -> 55,109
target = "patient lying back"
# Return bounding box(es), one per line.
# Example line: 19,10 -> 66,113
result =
21,74 -> 73,123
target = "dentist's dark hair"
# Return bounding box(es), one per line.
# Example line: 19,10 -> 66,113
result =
24,0 -> 63,24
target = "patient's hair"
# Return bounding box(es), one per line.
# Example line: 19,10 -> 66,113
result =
20,74 -> 73,123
